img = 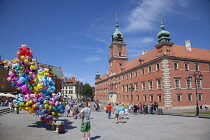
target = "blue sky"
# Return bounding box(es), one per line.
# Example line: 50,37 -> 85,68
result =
0,0 -> 210,86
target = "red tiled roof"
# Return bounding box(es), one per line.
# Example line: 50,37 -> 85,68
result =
172,44 -> 210,61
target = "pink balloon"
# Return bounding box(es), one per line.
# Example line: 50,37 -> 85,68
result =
55,101 -> 59,107
21,84 -> 29,93
8,70 -> 15,77
49,102 -> 55,106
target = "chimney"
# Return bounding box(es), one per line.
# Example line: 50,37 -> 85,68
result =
142,50 -> 146,55
185,40 -> 192,52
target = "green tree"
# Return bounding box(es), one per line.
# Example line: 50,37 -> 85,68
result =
82,83 -> 93,99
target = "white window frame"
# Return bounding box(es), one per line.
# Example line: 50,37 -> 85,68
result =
174,78 -> 181,89
177,94 -> 182,102
142,81 -> 146,91
187,93 -> 192,101
156,63 -> 160,71
174,62 -> 179,70
184,63 -> 189,70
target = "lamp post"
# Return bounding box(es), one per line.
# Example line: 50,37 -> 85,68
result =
129,85 -> 134,104
188,72 -> 203,118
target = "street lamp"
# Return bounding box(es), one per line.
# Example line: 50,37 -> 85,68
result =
129,85 -> 134,104
188,72 -> 203,117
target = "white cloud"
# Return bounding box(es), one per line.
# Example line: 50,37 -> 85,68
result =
75,33 -> 109,45
124,0 -> 189,32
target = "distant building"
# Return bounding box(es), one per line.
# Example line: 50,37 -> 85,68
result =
0,58 -> 16,94
61,77 -> 83,99
95,15 -> 210,109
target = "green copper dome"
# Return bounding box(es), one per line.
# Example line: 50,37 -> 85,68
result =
157,20 -> 171,43
112,12 -> 124,42
95,71 -> 100,79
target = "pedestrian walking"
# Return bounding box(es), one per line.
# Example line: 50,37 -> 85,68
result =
106,103 -> 112,119
73,103 -> 79,119
139,103 -> 143,114
118,104 -> 125,124
113,103 -> 119,124
149,102 -> 154,115
9,101 -> 14,113
79,102 -> 91,140
204,103 -> 208,111
65,103 -> 70,117
133,104 -> 138,115
143,103 -> 148,115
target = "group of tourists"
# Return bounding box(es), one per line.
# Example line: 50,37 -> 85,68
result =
105,102 -> 160,124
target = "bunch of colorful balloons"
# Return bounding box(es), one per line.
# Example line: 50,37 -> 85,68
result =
3,45 -> 66,124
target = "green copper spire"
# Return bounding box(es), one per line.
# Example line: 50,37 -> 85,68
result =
157,16 -> 171,43
95,65 -> 100,79
112,12 -> 124,42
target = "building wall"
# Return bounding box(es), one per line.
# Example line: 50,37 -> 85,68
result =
95,54 -> 210,108
0,64 -> 17,94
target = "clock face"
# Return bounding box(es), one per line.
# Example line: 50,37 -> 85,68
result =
118,46 -> 122,51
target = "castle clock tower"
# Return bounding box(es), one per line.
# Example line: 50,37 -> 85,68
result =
108,13 -> 128,75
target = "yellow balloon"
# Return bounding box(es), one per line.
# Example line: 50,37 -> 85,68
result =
37,83 -> 43,89
32,104 -> 36,108
30,65 -> 36,70
44,104 -> 49,109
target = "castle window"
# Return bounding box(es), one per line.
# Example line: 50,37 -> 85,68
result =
135,71 -> 138,77
156,63 -> 160,71
141,69 -> 145,75
158,94 -> 162,102
136,95 -> 140,101
174,62 -> 179,70
148,80 -> 153,90
195,63 -> 199,71
184,63 -> 189,70
177,94 -> 182,102
186,78 -> 191,89
156,79 -> 162,89
141,81 -> 146,91
174,77 -> 181,89
150,94 -> 154,101
143,95 -> 147,101
198,93 -> 202,101
148,66 -> 152,73
187,93 -> 192,101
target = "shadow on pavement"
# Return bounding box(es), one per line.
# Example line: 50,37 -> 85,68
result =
91,135 -> 101,140
27,119 -> 77,131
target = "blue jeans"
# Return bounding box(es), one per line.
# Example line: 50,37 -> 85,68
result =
107,111 -> 111,118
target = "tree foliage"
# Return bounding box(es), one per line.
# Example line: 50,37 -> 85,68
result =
82,83 -> 93,98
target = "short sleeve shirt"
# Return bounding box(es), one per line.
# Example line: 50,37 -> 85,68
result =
80,107 -> 91,122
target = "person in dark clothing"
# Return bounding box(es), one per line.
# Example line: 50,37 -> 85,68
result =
133,104 -> 138,115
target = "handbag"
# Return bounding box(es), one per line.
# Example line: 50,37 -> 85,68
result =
106,110 -> 108,113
